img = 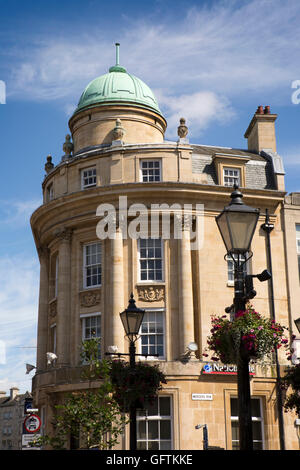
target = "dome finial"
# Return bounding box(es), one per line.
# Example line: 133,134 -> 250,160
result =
115,42 -> 120,66
109,42 -> 127,73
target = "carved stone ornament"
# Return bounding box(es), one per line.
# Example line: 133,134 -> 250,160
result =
49,299 -> 57,318
80,289 -> 101,307
45,154 -> 54,174
55,227 -> 73,242
63,134 -> 74,157
112,118 -> 125,141
177,117 -> 188,138
137,285 -> 165,302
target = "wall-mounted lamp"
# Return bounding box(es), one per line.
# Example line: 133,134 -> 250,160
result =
25,363 -> 36,374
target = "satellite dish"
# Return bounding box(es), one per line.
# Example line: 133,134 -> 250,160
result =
188,342 -> 198,352
25,364 -> 36,374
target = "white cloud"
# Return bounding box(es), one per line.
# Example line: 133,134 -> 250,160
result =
8,0 -> 300,106
0,255 -> 39,393
0,199 -> 41,227
157,90 -> 236,139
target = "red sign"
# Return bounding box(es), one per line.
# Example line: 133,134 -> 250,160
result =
24,414 -> 41,433
202,363 -> 255,375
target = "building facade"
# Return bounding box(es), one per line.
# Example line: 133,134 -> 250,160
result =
0,388 -> 32,450
31,48 -> 300,450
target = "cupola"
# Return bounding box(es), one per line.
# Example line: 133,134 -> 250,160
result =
69,44 -> 167,152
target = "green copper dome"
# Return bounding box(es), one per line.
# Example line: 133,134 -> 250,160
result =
74,44 -> 163,117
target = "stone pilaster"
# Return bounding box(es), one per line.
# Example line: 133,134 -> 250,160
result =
36,246 -> 49,371
110,226 -> 125,352
56,228 -> 72,366
177,216 -> 195,355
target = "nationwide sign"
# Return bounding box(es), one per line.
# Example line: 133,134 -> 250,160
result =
202,363 -> 255,375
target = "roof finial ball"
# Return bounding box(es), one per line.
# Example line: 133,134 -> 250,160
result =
177,117 -> 189,143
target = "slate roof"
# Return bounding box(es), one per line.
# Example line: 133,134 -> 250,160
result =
191,144 -> 276,190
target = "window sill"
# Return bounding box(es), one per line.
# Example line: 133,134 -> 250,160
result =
136,281 -> 165,285
82,285 -> 102,290
82,185 -> 97,190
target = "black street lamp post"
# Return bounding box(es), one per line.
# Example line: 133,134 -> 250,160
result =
216,185 -> 260,451
261,209 -> 285,450
120,294 -> 145,451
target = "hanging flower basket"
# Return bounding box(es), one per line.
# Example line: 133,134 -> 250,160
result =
203,305 -> 289,365
109,360 -> 167,413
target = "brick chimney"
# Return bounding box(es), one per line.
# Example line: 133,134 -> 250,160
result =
244,105 -> 277,153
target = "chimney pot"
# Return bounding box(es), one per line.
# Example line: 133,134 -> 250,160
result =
244,107 -> 277,153
256,105 -> 264,114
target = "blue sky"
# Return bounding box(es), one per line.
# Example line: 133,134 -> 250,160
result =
0,0 -> 300,394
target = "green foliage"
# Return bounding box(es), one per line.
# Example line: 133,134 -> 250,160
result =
282,364 -> 300,416
203,305 -> 289,364
109,360 -> 167,413
32,339 -> 128,450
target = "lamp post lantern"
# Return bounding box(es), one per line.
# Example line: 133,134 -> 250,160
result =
120,293 -> 145,450
295,317 -> 300,334
216,185 -> 260,451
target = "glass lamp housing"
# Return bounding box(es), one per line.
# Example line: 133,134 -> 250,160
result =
120,294 -> 145,342
216,186 -> 260,255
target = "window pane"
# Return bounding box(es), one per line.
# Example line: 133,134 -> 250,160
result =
137,421 -> 146,439
160,421 -> 171,440
223,167 -> 240,187
137,441 -> 146,450
253,441 -> 263,450
231,397 -> 263,450
232,441 -> 239,451
147,400 -> 158,416
252,422 -> 262,441
140,311 -> 164,357
160,441 -> 172,450
148,441 -> 159,450
251,399 -> 261,417
84,243 -> 101,287
231,421 -> 239,441
141,160 -> 161,182
148,421 -> 158,439
82,168 -> 96,188
139,239 -> 163,281
160,397 -> 170,416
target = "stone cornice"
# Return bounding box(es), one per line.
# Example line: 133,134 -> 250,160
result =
42,141 -> 192,187
31,182 -> 286,247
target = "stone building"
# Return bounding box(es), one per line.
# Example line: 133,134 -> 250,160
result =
0,388 -> 31,450
31,45 -> 300,450
283,192 -> 300,365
